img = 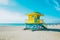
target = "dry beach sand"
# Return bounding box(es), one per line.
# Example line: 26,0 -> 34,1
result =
0,25 -> 60,40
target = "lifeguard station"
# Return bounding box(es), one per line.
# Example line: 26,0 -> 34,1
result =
24,12 -> 47,31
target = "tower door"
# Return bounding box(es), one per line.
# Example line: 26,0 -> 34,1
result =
34,18 -> 37,23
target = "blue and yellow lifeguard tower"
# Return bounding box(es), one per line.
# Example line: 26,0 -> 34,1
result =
24,12 -> 47,31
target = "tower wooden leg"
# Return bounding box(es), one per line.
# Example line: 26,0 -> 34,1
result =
31,24 -> 37,31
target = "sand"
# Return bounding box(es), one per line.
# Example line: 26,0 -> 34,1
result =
0,25 -> 60,40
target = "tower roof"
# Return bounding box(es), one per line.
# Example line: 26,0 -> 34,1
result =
26,12 -> 44,16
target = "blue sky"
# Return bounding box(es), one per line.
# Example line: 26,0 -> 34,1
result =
0,0 -> 60,23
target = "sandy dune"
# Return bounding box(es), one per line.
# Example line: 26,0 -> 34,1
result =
0,25 -> 60,40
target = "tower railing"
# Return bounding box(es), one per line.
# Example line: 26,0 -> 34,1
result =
25,19 -> 44,24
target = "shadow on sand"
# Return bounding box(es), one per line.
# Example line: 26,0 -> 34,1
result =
39,29 -> 60,32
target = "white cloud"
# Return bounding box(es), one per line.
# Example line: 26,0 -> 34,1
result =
0,8 -> 26,23
53,0 -> 59,7
45,0 -> 60,11
44,19 -> 60,23
55,7 -> 60,10
0,8 -> 59,23
41,15 -> 60,23
0,0 -> 9,5
53,0 -> 60,11
0,0 -> 31,23
0,0 -> 17,6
